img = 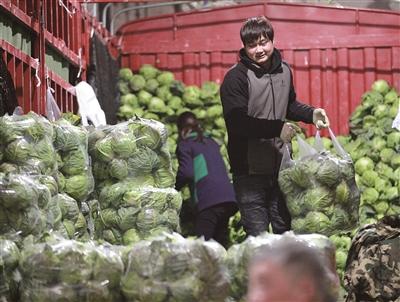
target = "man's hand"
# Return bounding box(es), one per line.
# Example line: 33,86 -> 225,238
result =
313,108 -> 330,129
280,122 -> 297,143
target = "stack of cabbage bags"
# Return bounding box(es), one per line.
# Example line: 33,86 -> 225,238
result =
18,235 -> 124,302
0,112 -> 57,175
225,232 -> 339,302
278,132 -> 360,236
0,113 -> 60,242
88,117 -> 182,244
53,119 -> 94,204
121,233 -> 229,302
0,113 -> 92,242
0,239 -> 20,302
117,65 -> 228,173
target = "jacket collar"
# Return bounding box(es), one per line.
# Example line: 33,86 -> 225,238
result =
239,48 -> 283,76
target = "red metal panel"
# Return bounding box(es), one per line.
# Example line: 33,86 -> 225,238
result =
119,2 -> 400,135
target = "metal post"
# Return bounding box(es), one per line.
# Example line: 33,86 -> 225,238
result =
38,0 -> 46,115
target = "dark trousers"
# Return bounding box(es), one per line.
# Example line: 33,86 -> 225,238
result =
195,202 -> 237,248
233,174 -> 291,237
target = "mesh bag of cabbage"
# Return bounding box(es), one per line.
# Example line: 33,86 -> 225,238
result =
278,128 -> 359,236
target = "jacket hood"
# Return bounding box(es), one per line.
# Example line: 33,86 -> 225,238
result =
239,48 -> 283,75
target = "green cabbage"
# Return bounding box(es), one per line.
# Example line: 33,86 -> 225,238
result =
61,149 -> 88,176
111,131 -> 137,158
129,74 -> 146,92
139,64 -> 159,80
109,159 -> 129,180
64,174 -> 94,202
127,147 -> 160,175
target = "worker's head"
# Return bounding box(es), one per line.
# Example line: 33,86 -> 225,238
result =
247,240 -> 337,302
177,111 -> 203,140
240,16 -> 275,66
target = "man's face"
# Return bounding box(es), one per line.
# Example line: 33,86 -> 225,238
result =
244,35 -> 274,66
247,261 -> 300,302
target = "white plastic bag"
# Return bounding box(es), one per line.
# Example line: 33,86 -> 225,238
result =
46,87 -> 61,122
72,81 -> 106,127
392,101 -> 400,131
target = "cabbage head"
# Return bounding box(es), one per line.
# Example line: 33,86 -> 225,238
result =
92,245 -> 124,288
387,131 -> 400,150
121,93 -> 138,107
145,78 -> 159,94
154,168 -> 175,188
99,208 -> 121,228
131,122 -> 163,150
118,81 -> 131,95
371,79 -> 390,95
127,147 -> 160,175
109,159 -> 129,180
290,164 -> 312,189
45,198 -> 62,229
157,71 -> 175,86
33,138 -> 57,168
119,68 -> 133,81
129,74 -> 146,92
316,159 -> 340,187
56,193 -> 80,223
53,121 -> 87,152
380,148 -> 395,164
303,211 -> 330,234
56,171 -> 66,192
168,96 -> 183,110
361,188 -> 379,204
92,161 -> 109,180
139,64 -> 159,80
136,208 -> 160,233
123,229 -> 141,245
303,187 -> 333,210
156,85 -> 173,101
0,176 -> 38,210
62,219 -> 76,238
182,86 -> 202,107
148,97 -> 166,113
38,175 -> 58,196
137,90 -> 152,106
111,131 -> 137,158
200,81 -> 219,101
117,207 -> 140,232
291,218 -> 306,232
335,181 -> 350,205
99,182 -> 127,208
9,206 -> 46,236
330,208 -> 350,229
64,174 -> 94,202
206,105 -> 223,119
94,137 -> 114,162
61,149 -> 88,176
354,157 -> 374,175
4,138 -> 32,163
361,170 -> 379,188
374,201 -> 389,215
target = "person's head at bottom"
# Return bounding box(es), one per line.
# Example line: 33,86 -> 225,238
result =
247,240 -> 337,302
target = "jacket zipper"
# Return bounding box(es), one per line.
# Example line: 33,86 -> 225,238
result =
269,75 -> 279,177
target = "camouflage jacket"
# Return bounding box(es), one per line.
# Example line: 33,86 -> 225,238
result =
344,215 -> 400,302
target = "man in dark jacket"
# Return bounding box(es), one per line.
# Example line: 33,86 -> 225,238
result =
175,111 -> 237,248
220,16 -> 330,236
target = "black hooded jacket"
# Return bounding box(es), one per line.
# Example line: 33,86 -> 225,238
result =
220,48 -> 314,176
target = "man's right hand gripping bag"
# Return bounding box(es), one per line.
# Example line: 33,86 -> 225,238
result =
278,129 -> 360,236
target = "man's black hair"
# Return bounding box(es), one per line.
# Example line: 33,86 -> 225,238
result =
240,16 -> 274,46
